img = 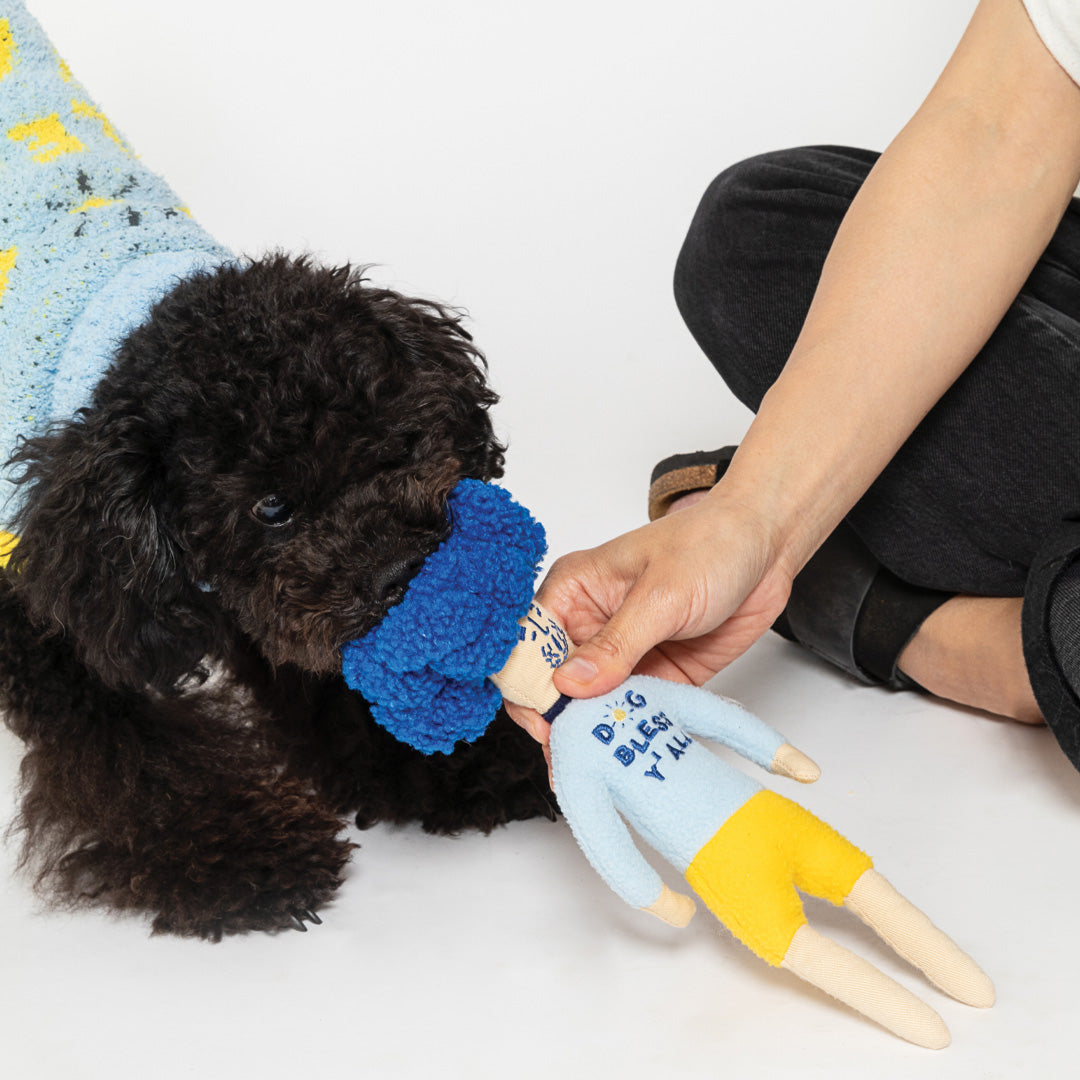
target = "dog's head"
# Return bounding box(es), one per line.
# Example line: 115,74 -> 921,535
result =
7,255 -> 504,692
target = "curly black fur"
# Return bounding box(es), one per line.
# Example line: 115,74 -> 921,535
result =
0,255 -> 556,939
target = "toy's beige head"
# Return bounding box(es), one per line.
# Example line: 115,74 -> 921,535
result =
490,601 -> 571,714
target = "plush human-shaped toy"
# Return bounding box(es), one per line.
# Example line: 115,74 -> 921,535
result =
344,481 -> 994,1049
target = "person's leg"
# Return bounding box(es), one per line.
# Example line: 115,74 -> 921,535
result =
896,596 -> 1042,723
675,145 -> 1080,594
672,146 -> 1080,744
666,487 -> 1041,723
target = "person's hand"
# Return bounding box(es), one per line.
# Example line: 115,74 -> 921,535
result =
505,487 -> 796,746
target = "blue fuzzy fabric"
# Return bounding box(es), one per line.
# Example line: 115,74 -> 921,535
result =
342,480 -> 547,755
0,2 -> 231,524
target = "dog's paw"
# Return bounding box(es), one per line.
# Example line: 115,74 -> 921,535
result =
136,778 -> 356,940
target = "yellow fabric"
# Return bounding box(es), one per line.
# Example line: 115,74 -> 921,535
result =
71,100 -> 131,154
0,531 -> 18,568
685,789 -> 872,966
8,112 -> 85,163
0,246 -> 17,303
0,18 -> 17,81
70,196 -> 121,215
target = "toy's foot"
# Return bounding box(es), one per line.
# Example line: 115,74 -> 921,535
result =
845,868 -> 995,1008
781,924 -> 951,1049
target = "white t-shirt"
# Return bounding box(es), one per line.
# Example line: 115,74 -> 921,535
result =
1023,0 -> 1080,85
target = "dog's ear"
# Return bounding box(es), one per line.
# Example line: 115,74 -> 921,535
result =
7,407 -> 221,695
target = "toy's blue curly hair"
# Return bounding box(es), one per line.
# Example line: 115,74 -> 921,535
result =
341,480 -> 546,754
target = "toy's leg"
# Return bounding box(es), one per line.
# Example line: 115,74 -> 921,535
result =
687,793 -> 986,1047
781,924 -> 951,1050
844,868 -> 995,1008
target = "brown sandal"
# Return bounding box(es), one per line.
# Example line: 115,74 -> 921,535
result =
647,447 -> 737,521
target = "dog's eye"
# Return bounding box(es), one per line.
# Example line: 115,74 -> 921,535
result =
251,494 -> 293,527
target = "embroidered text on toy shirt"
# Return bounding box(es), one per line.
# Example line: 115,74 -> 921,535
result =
591,688 -> 694,781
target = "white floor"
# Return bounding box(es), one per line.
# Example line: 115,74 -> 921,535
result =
3,1 -> 1075,1076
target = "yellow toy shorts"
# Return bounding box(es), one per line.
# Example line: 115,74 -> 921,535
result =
685,789 -> 872,966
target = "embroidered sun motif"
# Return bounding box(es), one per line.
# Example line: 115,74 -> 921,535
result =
602,686 -> 649,729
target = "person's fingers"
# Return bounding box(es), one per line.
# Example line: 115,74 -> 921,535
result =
537,498 -> 787,696
503,700 -> 551,747
627,647 -> 696,684
553,582 -> 676,697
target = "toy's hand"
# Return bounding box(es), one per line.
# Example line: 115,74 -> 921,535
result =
771,743 -> 820,783
643,883 -> 696,928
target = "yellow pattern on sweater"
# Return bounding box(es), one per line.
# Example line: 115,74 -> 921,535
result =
0,18 -> 16,80
8,112 -> 84,162
0,531 -> 17,568
71,99 -> 131,154
70,196 -> 121,215
0,246 -> 17,303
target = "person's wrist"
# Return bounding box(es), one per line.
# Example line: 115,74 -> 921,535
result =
691,471 -> 804,589
700,434 -> 844,581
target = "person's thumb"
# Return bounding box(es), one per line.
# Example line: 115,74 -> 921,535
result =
553,592 -> 662,698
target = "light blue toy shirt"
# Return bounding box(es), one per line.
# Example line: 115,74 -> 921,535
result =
550,675 -> 785,909
0,1 -> 231,525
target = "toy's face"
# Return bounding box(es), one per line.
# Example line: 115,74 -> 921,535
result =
490,601 -> 571,714
515,603 -> 572,671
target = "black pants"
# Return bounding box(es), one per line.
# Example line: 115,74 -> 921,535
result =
673,145 -> 1080,768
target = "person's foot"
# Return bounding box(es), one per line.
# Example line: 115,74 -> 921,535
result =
667,490 -> 709,514
898,596 -> 1043,724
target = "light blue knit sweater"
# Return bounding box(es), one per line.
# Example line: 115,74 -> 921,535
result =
0,1 -> 231,525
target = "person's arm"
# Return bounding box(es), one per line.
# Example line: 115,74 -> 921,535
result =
535,0 -> 1080,706
724,0 -> 1080,580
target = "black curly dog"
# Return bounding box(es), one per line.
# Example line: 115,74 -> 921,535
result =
0,255 -> 555,939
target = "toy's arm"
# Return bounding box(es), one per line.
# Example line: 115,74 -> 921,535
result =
552,751 -> 695,928
493,610 -> 819,785
645,678 -> 820,782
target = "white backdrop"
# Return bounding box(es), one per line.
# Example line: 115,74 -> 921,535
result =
4,2 -> 1077,1077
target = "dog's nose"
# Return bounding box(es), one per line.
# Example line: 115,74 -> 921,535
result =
375,554 -> 427,606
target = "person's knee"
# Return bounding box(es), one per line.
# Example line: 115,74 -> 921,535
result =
674,149 -> 804,316
672,154 -> 781,363
675,146 -> 875,306
672,149 -> 819,396
674,146 -> 877,405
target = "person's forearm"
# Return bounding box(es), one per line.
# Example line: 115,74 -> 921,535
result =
716,0 -> 1080,576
